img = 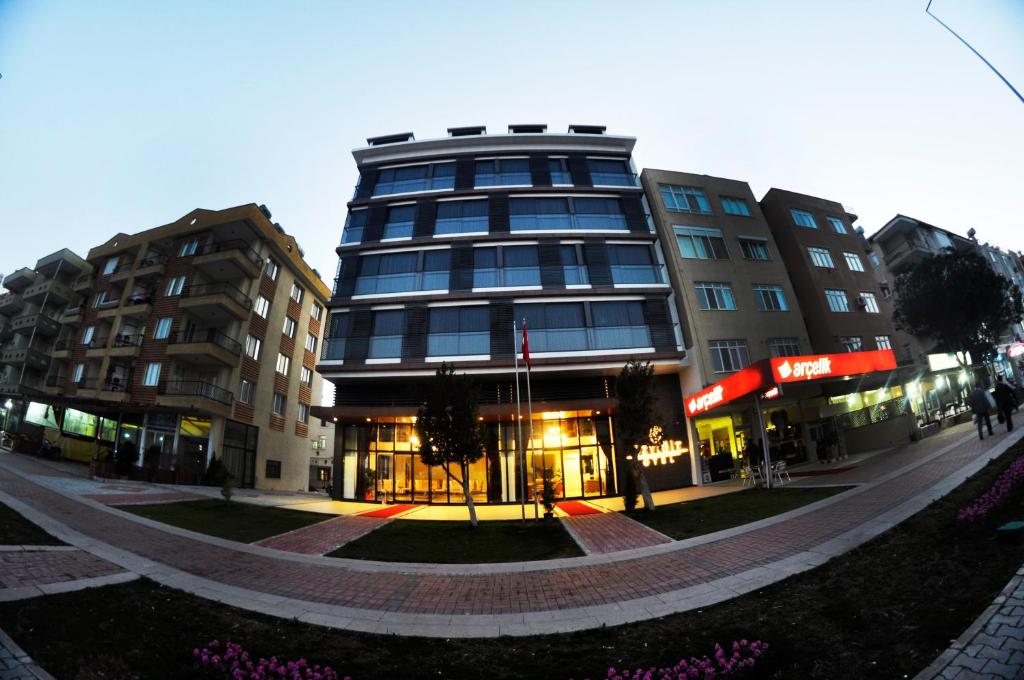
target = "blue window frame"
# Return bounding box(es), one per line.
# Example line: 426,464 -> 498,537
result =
427,307 -> 490,357
548,158 -> 572,185
473,245 -> 540,288
608,244 -> 660,284
434,200 -> 489,235
342,210 -> 368,244
660,185 -> 712,214
791,209 -> 817,229
368,310 -> 404,359
752,284 -> 788,311
475,158 -> 531,187
721,197 -> 750,216
827,216 -> 847,234
560,245 -> 588,285
587,158 -> 634,186
382,205 -> 416,239
354,250 -> 450,295
509,197 -> 627,231
373,162 -> 455,196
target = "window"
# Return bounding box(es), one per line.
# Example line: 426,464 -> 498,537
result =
473,245 -> 540,288
355,250 -> 450,295
880,283 -> 892,299
62,408 -> 96,437
143,362 -> 161,386
768,338 -> 801,358
868,252 -> 880,268
435,200 -> 489,235
721,197 -> 750,216
825,289 -> 850,312
609,245 -> 659,284
254,295 -> 270,319
297,403 -> 310,424
675,226 -> 728,259
752,284 -> 789,311
509,196 -> 627,231
694,282 -> 737,311
178,239 -> 198,257
590,302 -> 651,349
842,252 -> 865,272
272,393 -> 286,415
382,204 -> 416,239
265,459 -> 282,478
237,379 -> 254,404
475,158 -> 530,187
791,209 -> 817,228
102,257 -> 119,276
738,238 -> 770,260
808,247 -> 835,268
368,310 -> 404,359
275,353 -> 291,375
841,336 -> 863,352
342,209 -> 368,244
72,363 -> 85,383
82,325 -> 95,345
305,332 -> 317,353
165,276 -> 186,296
587,158 -> 634,186
660,185 -> 711,214
548,158 -> 572,185
311,303 -> 323,321
875,335 -> 892,350
244,334 -> 262,360
515,301 -> 650,352
322,313 -> 349,360
300,367 -> 312,386
263,257 -> 280,280
709,340 -> 749,373
560,245 -> 588,285
290,283 -> 304,303
282,316 -> 297,338
154,318 -> 172,340
373,162 -> 455,195
859,291 -> 880,313
827,216 -> 847,234
427,306 -> 490,356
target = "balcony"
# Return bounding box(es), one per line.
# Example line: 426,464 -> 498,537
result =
0,318 -> 10,343
94,297 -> 123,320
22,279 -> 74,306
0,376 -> 44,396
11,313 -> 61,337
157,380 -> 234,417
0,347 -> 50,371
3,268 -> 37,292
0,292 -> 25,316
42,374 -> 66,395
72,273 -> 93,292
59,305 -> 83,325
133,253 -> 168,281
35,249 -> 89,278
96,378 -> 131,403
120,293 -> 153,318
72,377 -> 100,398
883,238 -> 934,273
192,240 -> 262,281
107,333 -> 144,357
51,337 -> 72,359
178,282 -> 252,323
166,328 -> 242,367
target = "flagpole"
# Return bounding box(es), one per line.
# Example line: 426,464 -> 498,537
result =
513,320 -> 525,521
524,320 -> 538,520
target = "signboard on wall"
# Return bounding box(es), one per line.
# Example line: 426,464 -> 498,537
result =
770,350 -> 896,384
684,362 -> 771,417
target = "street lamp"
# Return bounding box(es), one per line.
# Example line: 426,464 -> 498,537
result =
2,399 -> 13,434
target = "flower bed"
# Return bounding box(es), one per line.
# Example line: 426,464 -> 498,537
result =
596,640 -> 768,679
194,640 -> 346,680
957,457 -> 1024,524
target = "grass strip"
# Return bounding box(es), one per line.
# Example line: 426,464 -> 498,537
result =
0,501 -> 64,546
119,499 -> 329,543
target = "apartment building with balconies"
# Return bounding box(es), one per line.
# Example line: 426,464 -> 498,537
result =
30,204 -> 332,491
316,125 -> 689,505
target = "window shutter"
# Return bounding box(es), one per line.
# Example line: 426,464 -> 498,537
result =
335,255 -> 358,298
344,308 -> 373,362
449,243 -> 475,292
454,158 -> 476,190
529,154 -> 552,187
354,168 -> 378,200
489,192 -> 510,233
567,154 -> 593,187
642,296 -> 675,351
538,239 -> 564,289
362,204 -> 388,243
583,239 -> 612,286
490,302 -> 514,359
413,199 -> 436,238
622,195 -> 648,233
402,305 -> 427,362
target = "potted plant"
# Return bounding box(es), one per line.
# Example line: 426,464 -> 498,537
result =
362,468 -> 376,501
541,468 -> 556,520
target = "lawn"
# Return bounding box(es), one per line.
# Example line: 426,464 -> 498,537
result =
0,501 -> 64,546
3,442 -> 1024,678
633,486 -> 850,540
328,519 -> 583,563
119,499 -> 329,543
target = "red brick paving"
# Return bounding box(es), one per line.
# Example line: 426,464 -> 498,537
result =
0,550 -> 125,590
562,512 -> 671,554
256,515 -> 389,555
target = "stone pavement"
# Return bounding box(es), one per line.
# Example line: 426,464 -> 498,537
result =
0,422 -> 1019,638
0,546 -> 137,602
0,629 -> 53,680
256,515 -> 391,555
561,512 -> 672,554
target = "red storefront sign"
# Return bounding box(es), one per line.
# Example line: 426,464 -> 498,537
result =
1008,343 -> 1024,358
684,362 -> 771,417
769,349 -> 896,384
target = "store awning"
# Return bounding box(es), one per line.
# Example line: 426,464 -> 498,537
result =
684,349 -> 897,418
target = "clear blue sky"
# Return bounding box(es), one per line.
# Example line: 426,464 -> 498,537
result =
1,0 -> 1021,285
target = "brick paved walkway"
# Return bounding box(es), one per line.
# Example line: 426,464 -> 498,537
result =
0,422 -> 1019,638
256,515 -> 390,555
561,512 -> 671,554
0,549 -> 125,591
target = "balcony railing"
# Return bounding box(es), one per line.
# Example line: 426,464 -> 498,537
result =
138,253 -> 168,268
95,298 -> 120,309
182,282 -> 252,310
76,377 -> 99,390
45,374 -> 65,387
53,337 -> 72,351
197,240 -> 262,268
160,380 -> 233,405
320,338 -> 347,361
111,333 -> 144,348
170,328 -> 242,355
124,293 -> 153,307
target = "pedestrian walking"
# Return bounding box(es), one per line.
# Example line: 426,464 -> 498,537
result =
967,383 -> 995,440
994,376 -> 1017,432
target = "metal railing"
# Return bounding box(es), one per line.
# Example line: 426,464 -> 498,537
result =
52,337 -> 72,351
110,333 -> 143,348
137,253 -> 168,268
170,328 -> 242,355
182,282 -> 252,310
62,304 -> 83,316
196,239 -> 262,268
160,380 -> 233,405
835,397 -> 910,430
76,377 -> 99,390
321,338 -> 346,361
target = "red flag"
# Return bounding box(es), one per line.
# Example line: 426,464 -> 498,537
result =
522,322 -> 531,370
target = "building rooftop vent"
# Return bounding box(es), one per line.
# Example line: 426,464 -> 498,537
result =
508,124 -> 547,134
366,132 -> 415,146
273,222 -> 285,235
568,124 -> 606,135
447,125 -> 486,137
258,204 -> 272,220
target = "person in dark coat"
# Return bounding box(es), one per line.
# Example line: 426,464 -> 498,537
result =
994,376 -> 1017,432
967,384 -> 995,440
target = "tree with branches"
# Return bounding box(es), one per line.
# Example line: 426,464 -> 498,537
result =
616,359 -> 657,512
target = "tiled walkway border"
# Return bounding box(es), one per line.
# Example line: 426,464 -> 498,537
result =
0,628 -> 55,680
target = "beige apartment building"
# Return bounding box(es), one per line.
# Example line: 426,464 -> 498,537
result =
17,204 -> 332,491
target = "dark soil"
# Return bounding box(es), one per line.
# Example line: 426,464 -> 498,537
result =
0,501 -> 63,545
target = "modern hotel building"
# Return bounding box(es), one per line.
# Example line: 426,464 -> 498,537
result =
316,125 -> 689,505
